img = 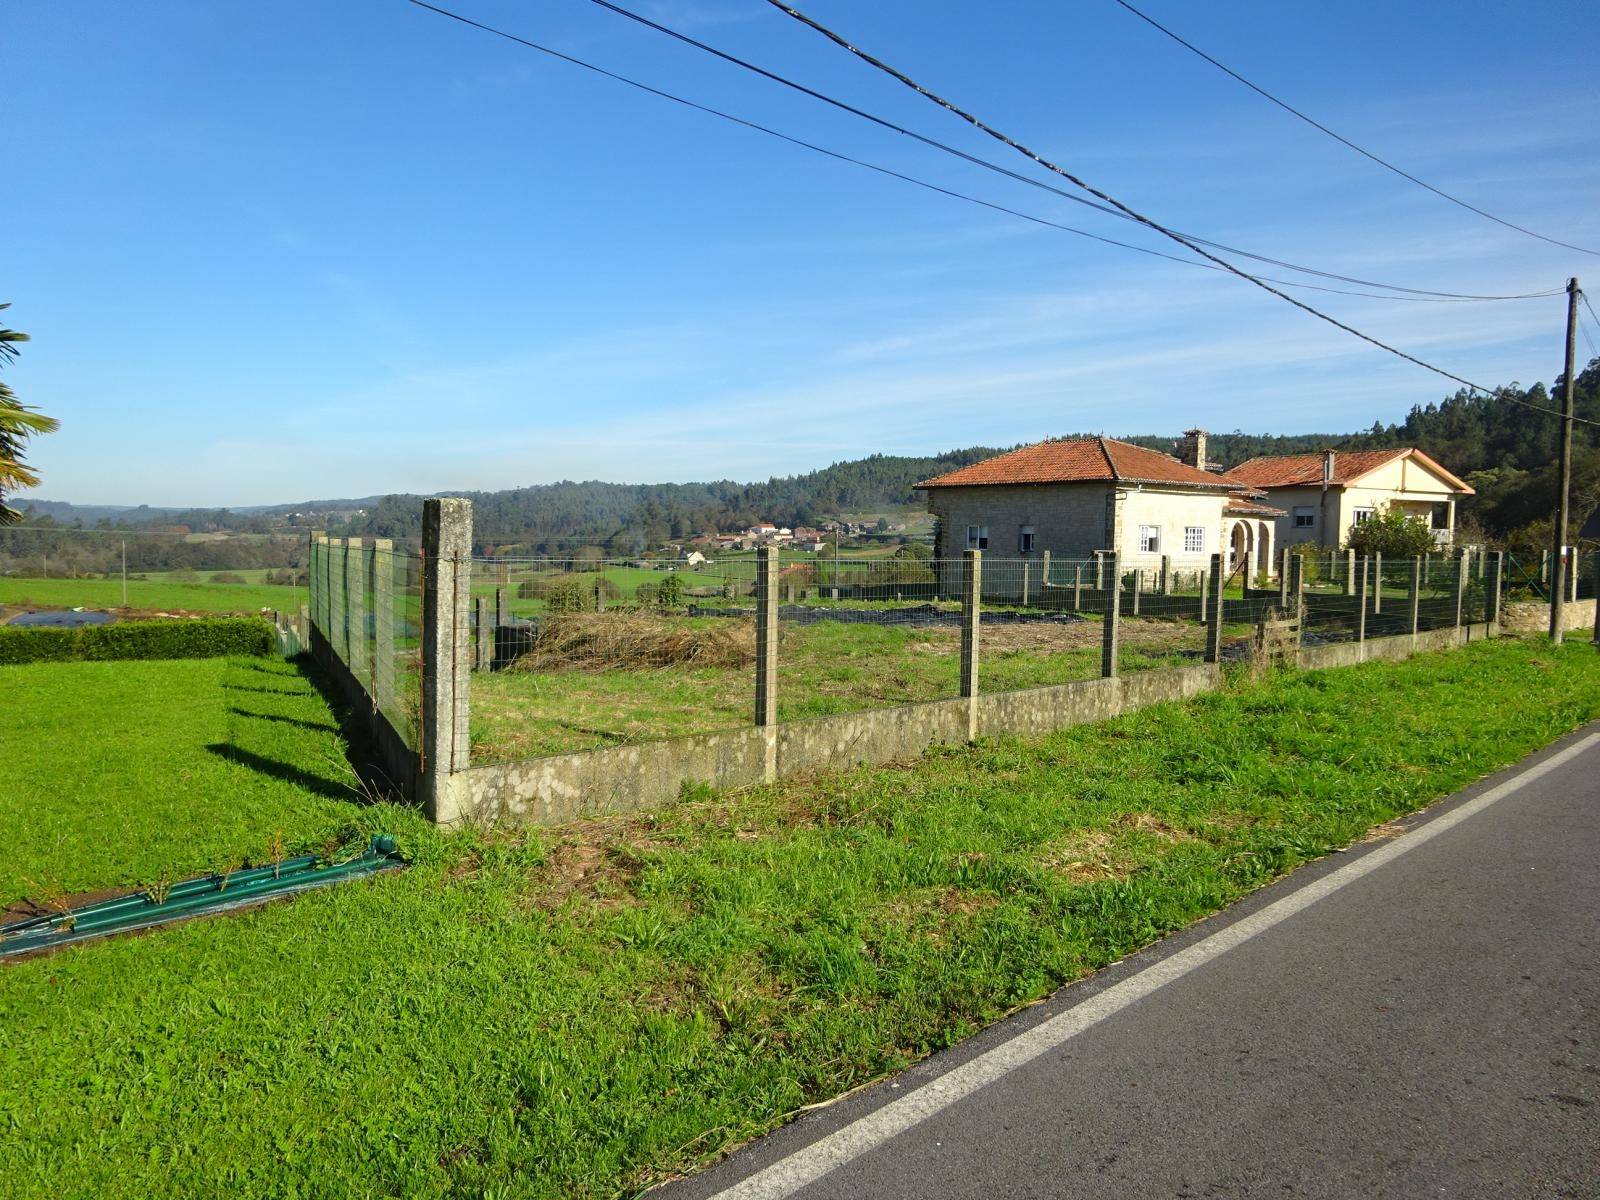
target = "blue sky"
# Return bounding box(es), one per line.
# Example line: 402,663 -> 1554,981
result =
9,0 -> 1599,506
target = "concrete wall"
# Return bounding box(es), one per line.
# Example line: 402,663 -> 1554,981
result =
457,663 -> 1222,826
1294,622 -> 1494,671
1501,599 -> 1595,635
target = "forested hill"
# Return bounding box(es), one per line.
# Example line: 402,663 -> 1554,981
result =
21,360 -> 1600,552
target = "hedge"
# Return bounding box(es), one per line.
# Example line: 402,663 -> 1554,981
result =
0,617 -> 276,666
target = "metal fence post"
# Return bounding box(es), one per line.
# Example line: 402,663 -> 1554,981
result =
345,537 -> 367,679
421,497 -> 472,823
1205,552 -> 1224,663
1101,551 -> 1120,678
961,549 -> 982,740
1408,555 -> 1422,636
372,538 -> 394,715
755,545 -> 779,781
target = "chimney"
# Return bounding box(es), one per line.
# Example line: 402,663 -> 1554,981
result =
1179,428 -> 1209,470
1322,449 -> 1336,487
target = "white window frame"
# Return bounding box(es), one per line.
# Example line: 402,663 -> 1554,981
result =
966,524 -> 989,550
1352,507 -> 1375,525
1183,526 -> 1205,553
1018,525 -> 1035,554
1138,524 -> 1161,554
1292,506 -> 1315,529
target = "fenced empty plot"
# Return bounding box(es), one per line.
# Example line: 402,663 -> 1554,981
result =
302,498 -> 1509,827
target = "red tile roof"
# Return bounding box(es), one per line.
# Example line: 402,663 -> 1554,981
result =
1224,448 -> 1473,494
917,437 -> 1234,490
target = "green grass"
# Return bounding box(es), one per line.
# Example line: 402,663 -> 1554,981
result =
469,615 -> 1214,761
0,656 -> 420,905
0,573 -> 302,615
1,639 -> 1596,1198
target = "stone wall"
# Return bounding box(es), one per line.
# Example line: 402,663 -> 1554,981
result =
1501,599 -> 1595,636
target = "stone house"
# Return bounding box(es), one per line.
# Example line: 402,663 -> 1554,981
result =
917,436 -> 1278,577
1223,447 -> 1473,551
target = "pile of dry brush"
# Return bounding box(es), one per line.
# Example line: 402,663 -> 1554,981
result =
510,613 -> 754,672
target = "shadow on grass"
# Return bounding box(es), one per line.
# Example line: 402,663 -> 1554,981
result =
204,743 -> 358,804
227,706 -> 338,735
289,653 -> 417,807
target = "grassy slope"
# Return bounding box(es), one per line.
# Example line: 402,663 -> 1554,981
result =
2,639 -> 1596,1198
0,657 -> 419,904
0,574 -> 302,614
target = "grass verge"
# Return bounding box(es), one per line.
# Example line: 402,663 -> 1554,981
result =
1,638 -> 1596,1198
0,656 -> 421,906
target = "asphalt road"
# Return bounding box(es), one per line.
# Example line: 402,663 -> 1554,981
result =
658,723 -> 1600,1200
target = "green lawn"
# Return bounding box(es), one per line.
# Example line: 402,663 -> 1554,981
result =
0,656 -> 420,905
4,638 -> 1597,1199
0,573 -> 302,615
469,615 -> 1213,761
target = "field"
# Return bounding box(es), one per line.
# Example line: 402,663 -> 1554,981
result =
468,613 -> 1223,761
0,570 -> 303,615
2,638 -> 1597,1198
0,656 -> 420,905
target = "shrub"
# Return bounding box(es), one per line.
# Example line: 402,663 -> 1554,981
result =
543,576 -> 593,613
1345,503 -> 1438,558
0,617 -> 276,665
209,571 -> 248,585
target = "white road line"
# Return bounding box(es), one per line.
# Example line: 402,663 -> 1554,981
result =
705,731 -> 1600,1200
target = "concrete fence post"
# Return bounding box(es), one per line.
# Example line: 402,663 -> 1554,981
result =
372,538 -> 394,714
421,497 -> 472,823
1569,547 -> 1580,602
1129,568 -> 1141,615
1423,552 -> 1431,587
1372,552 -> 1382,615
755,545 -> 779,782
961,549 -> 981,740
1454,551 -> 1468,629
345,537 -> 367,679
1487,550 -> 1504,631
474,596 -> 490,672
1205,552 -> 1224,663
1289,552 -> 1305,626
1101,551 -> 1120,678
1073,562 -> 1083,611
1279,547 -> 1291,609
1355,555 -> 1369,650
1344,548 -> 1356,596
1408,555 -> 1422,636
331,537 -> 349,662
1020,559 -> 1030,607
1160,554 -> 1171,596
309,531 -> 327,635
1040,549 -> 1051,595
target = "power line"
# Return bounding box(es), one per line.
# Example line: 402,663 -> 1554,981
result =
404,0 -> 1551,305
1108,0 -> 1600,258
576,0 -> 1565,303
761,0 -> 1599,426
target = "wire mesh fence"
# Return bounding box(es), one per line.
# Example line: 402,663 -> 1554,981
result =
465,556 -> 760,763
364,546 -> 1514,771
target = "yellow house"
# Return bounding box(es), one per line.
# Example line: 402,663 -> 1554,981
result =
1224,448 -> 1474,551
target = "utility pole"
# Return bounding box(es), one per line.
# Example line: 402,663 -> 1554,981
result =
1550,276 -> 1579,644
